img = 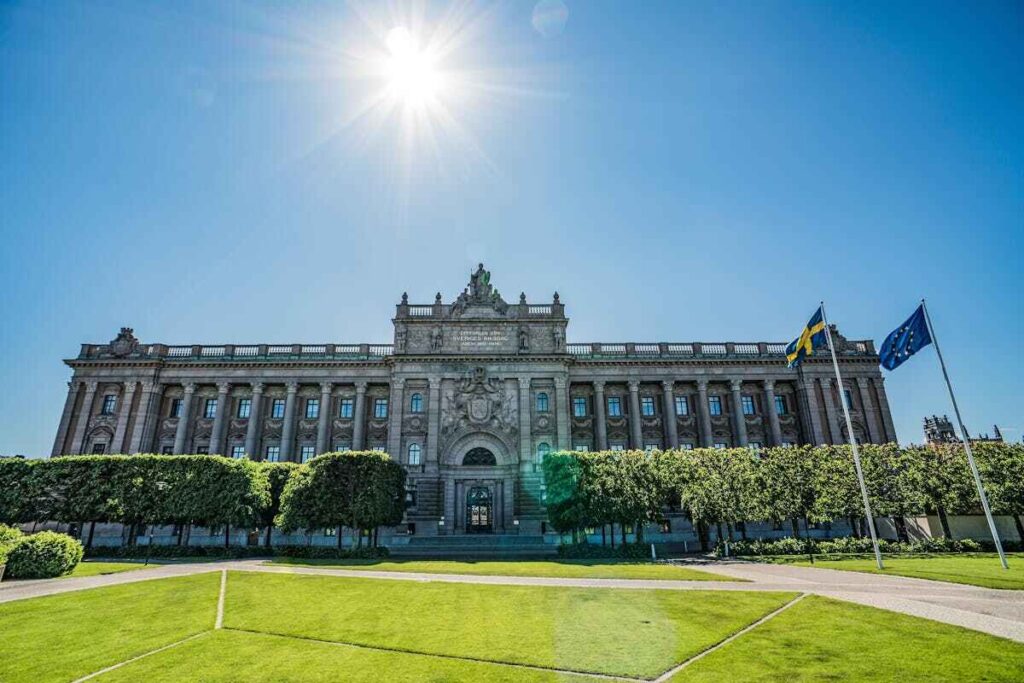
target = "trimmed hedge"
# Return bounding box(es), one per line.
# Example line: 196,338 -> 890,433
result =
85,544 -> 389,561
6,531 -> 84,579
715,535 -> 1022,558
557,542 -> 652,559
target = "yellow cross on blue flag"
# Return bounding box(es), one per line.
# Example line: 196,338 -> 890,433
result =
785,306 -> 828,368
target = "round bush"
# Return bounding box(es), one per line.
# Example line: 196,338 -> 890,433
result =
6,532 -> 84,579
0,523 -> 23,549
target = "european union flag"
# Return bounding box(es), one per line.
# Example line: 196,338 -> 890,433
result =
786,306 -> 828,368
880,304 -> 932,370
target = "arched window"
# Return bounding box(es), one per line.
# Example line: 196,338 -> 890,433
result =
537,442 -> 551,462
408,443 -> 421,466
536,392 -> 549,412
410,393 -> 423,413
463,447 -> 497,466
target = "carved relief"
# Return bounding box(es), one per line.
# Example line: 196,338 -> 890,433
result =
440,367 -> 517,451
109,327 -> 140,357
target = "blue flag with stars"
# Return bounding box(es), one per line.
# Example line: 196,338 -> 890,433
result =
880,304 -> 932,370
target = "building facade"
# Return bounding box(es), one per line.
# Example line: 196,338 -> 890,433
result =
52,265 -> 896,537
924,415 -> 1003,445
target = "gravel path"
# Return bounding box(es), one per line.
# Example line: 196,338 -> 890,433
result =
2,557 -> 1022,643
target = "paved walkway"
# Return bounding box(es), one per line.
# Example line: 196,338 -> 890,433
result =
2,558 -> 1023,643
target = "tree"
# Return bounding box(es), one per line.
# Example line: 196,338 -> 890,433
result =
0,458 -> 41,525
753,446 -> 820,538
810,446 -> 866,536
975,442 -> 1024,541
541,451 -> 589,539
34,456 -> 121,547
918,444 -> 976,540
259,462 -> 298,547
862,443 -> 926,542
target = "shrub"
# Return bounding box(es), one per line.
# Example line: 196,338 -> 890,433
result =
0,523 -> 23,549
273,545 -> 389,560
557,542 -> 651,559
6,531 -> 84,579
85,543 -> 389,560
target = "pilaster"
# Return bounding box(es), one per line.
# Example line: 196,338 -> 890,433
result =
244,382 -> 265,458
352,382 -> 368,450
763,380 -> 783,446
593,380 -> 609,450
280,382 -> 299,461
857,377 -> 882,444
172,383 -> 196,454
821,377 -> 841,445
51,381 -> 81,457
316,382 -> 333,454
69,380 -> 98,454
729,379 -> 748,447
661,381 -> 679,449
387,379 -> 405,457
696,380 -> 713,448
627,380 -> 643,449
554,377 -> 569,451
111,381 -> 137,453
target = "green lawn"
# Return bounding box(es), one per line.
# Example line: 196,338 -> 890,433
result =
672,595 -> 1024,682
94,629 -> 600,682
225,571 -> 793,678
772,552 -> 1024,590
267,557 -> 732,581
0,572 -> 220,683
67,560 -> 155,578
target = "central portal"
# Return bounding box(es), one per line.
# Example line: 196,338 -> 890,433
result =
466,486 -> 493,533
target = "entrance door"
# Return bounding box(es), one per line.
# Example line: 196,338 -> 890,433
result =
466,486 -> 493,533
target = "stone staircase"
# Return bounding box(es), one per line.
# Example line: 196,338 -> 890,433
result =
390,533 -> 556,559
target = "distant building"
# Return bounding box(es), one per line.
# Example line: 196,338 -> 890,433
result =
923,415 -> 1003,445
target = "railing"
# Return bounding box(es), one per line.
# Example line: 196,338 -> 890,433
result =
407,306 -> 434,317
167,346 -> 192,357
568,340 -> 874,360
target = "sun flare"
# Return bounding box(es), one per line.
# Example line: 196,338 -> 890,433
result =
384,26 -> 443,108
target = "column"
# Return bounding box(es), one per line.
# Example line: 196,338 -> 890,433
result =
352,382 -> 368,450
874,376 -> 897,443
553,377 -> 569,451
280,382 -> 299,461
111,381 -> 137,453
244,382 -> 265,458
387,379 -> 405,457
208,382 -> 230,455
593,381 -> 609,450
69,380 -> 98,454
857,377 -> 882,444
316,382 -> 333,454
627,380 -> 643,449
136,381 -> 164,454
661,381 -> 679,448
51,381 -> 81,457
763,380 -> 783,447
172,383 -> 196,454
729,380 -> 749,447
426,377 -> 442,468
797,376 -> 826,445
820,377 -> 841,445
518,378 -> 532,465
696,380 -> 713,448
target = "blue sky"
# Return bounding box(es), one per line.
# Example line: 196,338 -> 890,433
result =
1,1 -> 1021,455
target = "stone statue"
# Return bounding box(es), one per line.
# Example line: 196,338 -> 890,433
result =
552,327 -> 565,352
109,327 -> 140,357
431,326 -> 443,352
519,326 -> 530,352
395,329 -> 407,353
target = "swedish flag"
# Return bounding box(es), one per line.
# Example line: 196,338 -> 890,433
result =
786,306 -> 828,368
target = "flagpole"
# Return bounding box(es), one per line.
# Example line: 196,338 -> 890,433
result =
820,301 -> 884,570
920,299 -> 1008,570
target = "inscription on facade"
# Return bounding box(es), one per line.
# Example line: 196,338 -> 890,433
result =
453,328 -> 512,352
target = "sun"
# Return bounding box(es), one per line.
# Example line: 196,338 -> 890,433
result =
383,26 -> 442,109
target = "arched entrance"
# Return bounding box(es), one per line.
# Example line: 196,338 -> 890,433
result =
466,486 -> 493,533
441,434 -> 515,534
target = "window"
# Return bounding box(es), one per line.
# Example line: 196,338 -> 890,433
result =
741,396 -> 755,416
324,527 -> 336,537
92,443 -> 106,454
536,392 -> 549,412
714,442 -> 727,449
774,395 -> 788,416
708,396 -> 722,416
410,393 -> 423,413
371,445 -> 386,452
644,443 -> 658,452
749,442 -> 763,450
204,398 -> 218,419
231,446 -> 245,459
100,395 -> 117,415
169,398 -> 183,418
574,444 -> 590,451
271,399 -> 285,419
305,398 -> 319,419
536,442 -> 551,461
843,389 -> 854,410
607,396 -> 622,417
674,396 -> 689,416
374,398 -> 388,419
641,396 -> 655,416
265,446 -> 280,462
161,446 -> 173,454
335,442 -> 351,452
196,447 -> 208,455
408,443 -> 421,466
300,445 -> 315,463
572,396 -> 587,417
339,398 -> 354,418
680,443 -> 694,450
237,398 -> 251,418
610,444 -> 625,451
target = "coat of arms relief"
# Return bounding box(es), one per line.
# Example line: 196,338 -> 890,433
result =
440,367 -> 518,451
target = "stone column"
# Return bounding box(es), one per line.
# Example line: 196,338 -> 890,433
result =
172,383 -> 196,454
51,381 -> 81,457
627,380 -> 643,449
729,380 -> 749,447
696,380 -> 713,448
352,382 -> 368,450
387,379 -> 405,457
763,380 -> 783,446
554,377 -> 570,451
661,381 -> 679,448
593,381 -> 609,450
208,382 -> 230,455
244,382 -> 265,458
111,381 -> 137,453
874,376 -> 897,443
426,377 -> 442,467
69,380 -> 98,454
135,381 -> 164,454
797,376 -> 826,445
280,382 -> 299,461
518,378 -> 532,465
316,382 -> 333,454
857,377 -> 882,444
820,378 -> 841,445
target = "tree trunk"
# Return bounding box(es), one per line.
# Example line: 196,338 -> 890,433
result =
184,523 -> 192,547
937,506 -> 954,540
1014,514 -> 1024,543
636,522 -> 645,543
849,516 -> 862,538
620,524 -> 627,547
224,524 -> 231,549
264,525 -> 273,548
790,518 -> 801,538
715,522 -> 723,543
86,521 -> 96,549
337,528 -> 343,549
697,521 -> 708,552
726,522 -> 735,542
610,524 -> 616,549
893,516 -> 909,543
739,521 -> 748,541
601,525 -> 607,547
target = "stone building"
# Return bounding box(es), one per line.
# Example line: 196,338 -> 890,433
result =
52,265 -> 896,539
924,415 -> 1003,445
